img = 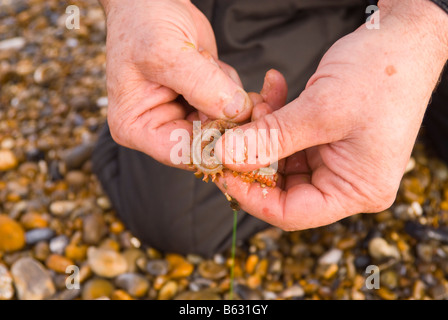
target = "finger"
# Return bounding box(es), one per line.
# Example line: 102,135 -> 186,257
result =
145,43 -> 253,122
260,69 -> 288,110
248,92 -> 264,106
251,102 -> 273,121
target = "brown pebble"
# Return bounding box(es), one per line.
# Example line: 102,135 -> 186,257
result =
166,254 -> 194,279
65,244 -> 87,261
33,241 -> 50,261
111,289 -> 134,300
65,170 -> 87,188
82,278 -> 114,300
246,274 -> 262,289
0,149 -> 18,171
376,287 -> 397,300
20,211 -> 48,230
46,254 -> 75,274
245,254 -> 259,274
110,221 -> 125,234
158,280 -> 178,300
0,214 -> 26,252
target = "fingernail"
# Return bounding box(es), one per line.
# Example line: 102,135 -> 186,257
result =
224,90 -> 248,118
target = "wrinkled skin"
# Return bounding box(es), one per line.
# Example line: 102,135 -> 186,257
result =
214,0 -> 448,230
100,0 -> 448,232
101,0 -> 253,168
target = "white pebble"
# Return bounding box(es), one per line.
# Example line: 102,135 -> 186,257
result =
410,201 -> 423,217
96,96 -> 108,108
368,237 -> 400,260
318,248 -> 343,265
0,37 -> 25,51
1,138 -> 14,149
65,38 -> 78,48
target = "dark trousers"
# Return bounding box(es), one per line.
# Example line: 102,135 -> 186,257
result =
93,0 -> 448,257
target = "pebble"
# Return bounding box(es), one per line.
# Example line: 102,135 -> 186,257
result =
97,196 -> 112,211
429,283 -> 447,299
109,221 -> 125,234
198,260 -> 227,280
82,278 -> 114,300
318,248 -> 343,265
61,142 -> 95,171
96,96 -> 108,108
376,287 -> 397,300
87,247 -> 127,278
49,200 -> 77,216
158,280 -> 178,300
0,214 -> 26,252
0,149 -> 18,171
279,285 -> 305,299
405,221 -> 448,243
83,212 -> 107,245
174,289 -> 221,300
33,61 -> 62,85
49,235 -> 69,255
245,254 -> 259,274
235,284 -> 262,300
114,273 -> 149,298
46,254 -> 74,274
368,237 -> 400,260
146,259 -> 169,277
111,289 -> 133,300
416,243 -> 434,263
166,254 -> 194,279
25,228 -> 55,245
65,170 -> 87,188
20,211 -> 49,230
51,288 -> 81,300
65,244 -> 87,261
121,248 -> 145,273
11,257 -> 56,300
99,238 -> 120,252
0,37 -> 25,51
0,264 -> 14,300
33,241 -> 50,261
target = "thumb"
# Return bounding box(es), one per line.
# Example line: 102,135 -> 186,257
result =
215,88 -> 339,172
148,44 -> 252,122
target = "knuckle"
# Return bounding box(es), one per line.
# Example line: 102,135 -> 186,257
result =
107,110 -> 128,147
374,190 -> 397,212
360,181 -> 398,213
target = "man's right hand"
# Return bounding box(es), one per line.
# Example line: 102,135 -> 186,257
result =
99,0 -> 253,167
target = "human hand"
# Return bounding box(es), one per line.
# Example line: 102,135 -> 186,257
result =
99,0 -> 252,167
214,0 -> 448,230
